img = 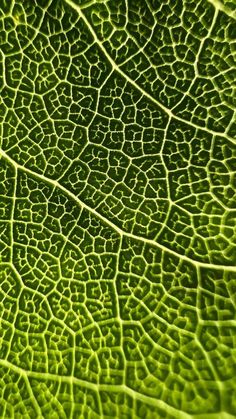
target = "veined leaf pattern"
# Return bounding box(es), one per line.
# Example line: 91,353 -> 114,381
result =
0,0 -> 235,417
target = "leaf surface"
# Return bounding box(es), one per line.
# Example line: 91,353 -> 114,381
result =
0,0 -> 236,417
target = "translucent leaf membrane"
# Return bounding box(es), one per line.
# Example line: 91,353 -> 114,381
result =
0,0 -> 235,417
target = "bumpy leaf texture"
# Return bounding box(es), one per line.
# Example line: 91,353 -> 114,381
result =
0,0 -> 236,417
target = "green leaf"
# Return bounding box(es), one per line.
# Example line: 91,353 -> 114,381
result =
0,0 -> 236,417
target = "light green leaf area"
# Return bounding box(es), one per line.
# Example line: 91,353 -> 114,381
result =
0,0 -> 236,418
